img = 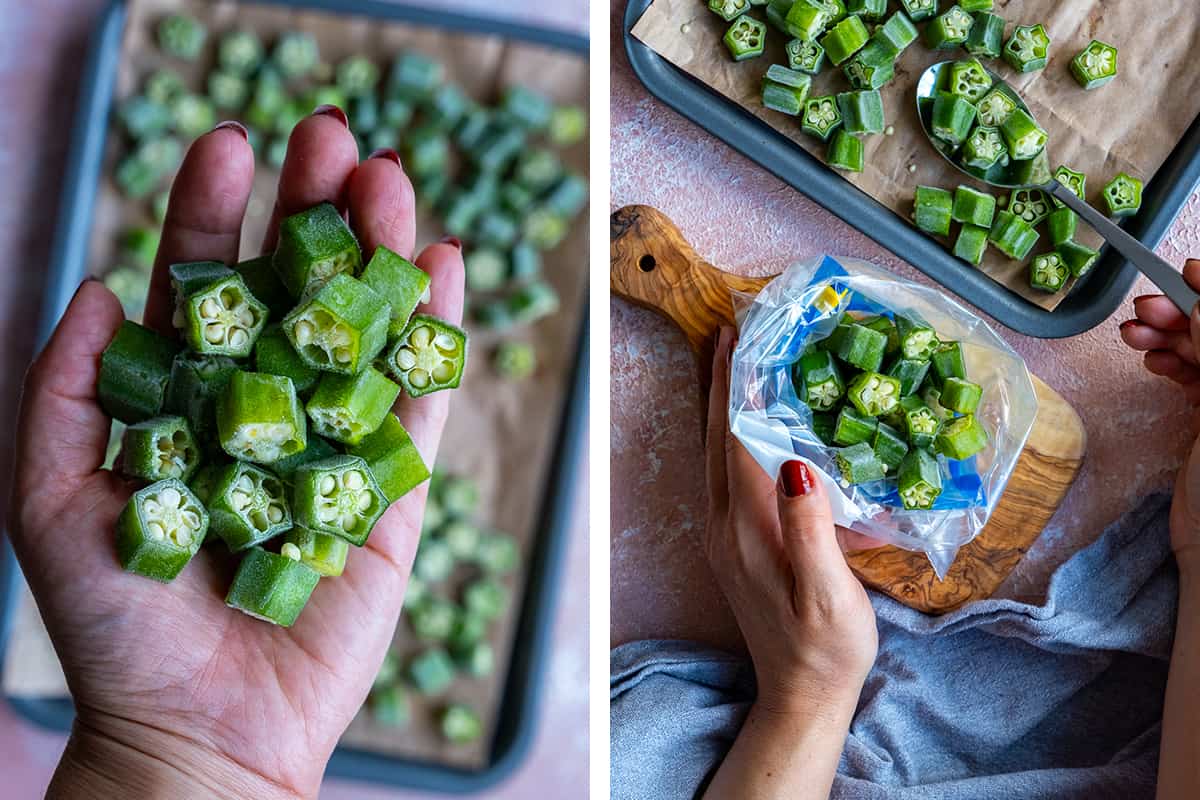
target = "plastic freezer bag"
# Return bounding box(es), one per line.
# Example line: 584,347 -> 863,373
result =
728,256 -> 1038,578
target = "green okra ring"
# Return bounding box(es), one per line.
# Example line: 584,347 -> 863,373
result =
117,479 -> 209,582
386,314 -> 469,397
206,462 -> 291,552
292,454 -> 387,546
120,415 -> 200,483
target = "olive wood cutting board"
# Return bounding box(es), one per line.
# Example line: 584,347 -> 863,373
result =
610,204 -> 1088,613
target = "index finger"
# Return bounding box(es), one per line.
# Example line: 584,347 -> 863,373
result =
705,327 -> 735,523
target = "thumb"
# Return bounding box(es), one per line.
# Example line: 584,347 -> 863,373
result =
776,460 -> 854,579
1190,301 -> 1200,365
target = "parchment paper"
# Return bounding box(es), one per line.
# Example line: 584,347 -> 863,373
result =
632,0 -> 1200,311
3,0 -> 588,772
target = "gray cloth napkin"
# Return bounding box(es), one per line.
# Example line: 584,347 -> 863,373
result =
611,494 -> 1178,800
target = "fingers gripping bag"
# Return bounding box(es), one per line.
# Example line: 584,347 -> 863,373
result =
729,256 -> 1038,578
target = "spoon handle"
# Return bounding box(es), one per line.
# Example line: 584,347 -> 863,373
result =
1042,180 -> 1198,314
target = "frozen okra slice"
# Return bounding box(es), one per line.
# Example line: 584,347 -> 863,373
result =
1029,252 -> 1069,294
835,442 -> 886,485
360,245 -> 432,336
272,32 -> 319,79
872,422 -> 909,473
371,685 -> 411,728
272,203 -> 362,298
989,211 -> 1040,260
285,527 -> 349,577
99,321 -> 180,424
169,261 -> 233,328
206,462 -> 291,551
895,315 -> 939,360
119,415 -> 200,483
962,125 -> 1006,171
802,95 -> 842,141
847,371 -> 901,417
792,350 -> 844,411
117,479 -> 208,582
385,314 -> 468,398
347,413 -> 431,502
293,455 -> 387,546
1003,23 -> 1050,73
936,415 -> 989,460
440,705 -> 483,744
1071,40 -> 1118,90
157,14 -> 206,61
306,366 -> 400,446
181,273 -> 268,357
232,255 -> 292,320
283,274 -> 391,375
898,449 -> 942,510
268,435 -> 339,483
225,546 -> 321,627
217,371 -> 307,464
164,353 -> 237,449
409,648 -> 456,696
255,325 -> 320,395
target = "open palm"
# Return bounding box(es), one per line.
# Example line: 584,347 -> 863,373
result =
8,111 -> 464,798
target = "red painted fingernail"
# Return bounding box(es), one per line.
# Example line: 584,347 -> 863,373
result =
780,460 -> 814,497
213,120 -> 248,140
312,104 -> 349,127
1119,320 -> 1139,330
439,236 -> 463,251
368,148 -> 401,165
1133,294 -> 1157,304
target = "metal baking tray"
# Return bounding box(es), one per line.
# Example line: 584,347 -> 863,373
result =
623,0 -> 1200,338
0,0 -> 587,793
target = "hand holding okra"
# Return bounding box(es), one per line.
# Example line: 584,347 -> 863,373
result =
10,111 -> 463,798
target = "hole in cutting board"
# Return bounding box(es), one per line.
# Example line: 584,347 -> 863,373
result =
638,254 -> 656,272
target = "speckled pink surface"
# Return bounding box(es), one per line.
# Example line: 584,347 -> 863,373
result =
610,0 -> 1200,650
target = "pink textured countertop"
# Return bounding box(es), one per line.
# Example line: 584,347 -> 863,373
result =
610,0 -> 1200,649
0,0 -> 587,796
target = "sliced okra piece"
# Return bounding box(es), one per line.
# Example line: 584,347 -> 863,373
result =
347,413 -> 432,502
1057,241 -> 1100,278
543,173 -> 589,219
500,85 -> 553,131
899,0 -> 936,22
976,88 -> 1017,128
922,384 -> 953,421
371,685 -> 411,728
411,597 -> 458,641
514,149 -> 564,194
465,249 -> 510,293
793,350 -> 845,410
876,11 -> 918,55
440,705 -> 484,745
116,136 -> 182,198
1047,208 -> 1078,247
169,94 -> 216,139
952,186 -> 996,228
120,415 -> 200,483
165,353 -> 237,448
470,124 -> 526,173
936,414 -> 989,459
762,65 -> 812,116
930,341 -> 967,385
414,537 -> 455,583
157,14 -> 206,60
117,479 -> 208,582
845,0 -> 885,19
901,396 -> 941,448
887,358 -> 930,396
272,32 -> 319,79
99,321 -> 180,424
835,442 -> 886,485
218,29 -> 263,76
335,55 -> 380,98
402,124 -> 450,179
802,95 -> 842,141
268,435 -> 338,483
255,325 -> 319,396
285,527 -> 349,578
1051,166 -> 1087,209
785,0 -> 830,41
244,71 -> 286,131
954,224 -> 990,266
206,462 -> 291,552
508,280 -> 561,322
549,105 -> 587,146
960,0 -> 992,9
120,227 -> 160,269
283,274 -> 391,375
1103,172 -> 1143,218
464,579 -> 508,620
913,185 -> 953,237
833,405 -> 878,446
118,96 -> 172,140
306,367 -> 400,446
389,52 -> 444,100
386,314 -> 468,397
409,648 -> 456,696
476,532 -> 519,574
475,210 -> 520,250
964,12 -> 1005,58
1071,40 -> 1118,90
860,316 -> 899,355
949,58 -> 992,104
924,5 -> 974,50
873,422 -> 910,472
293,455 -> 386,546
208,72 -> 248,111
350,93 -> 380,133
833,323 -> 888,372
786,38 -> 826,75
226,545 -> 320,627
493,340 -> 537,380
522,208 -> 570,250
837,89 -> 884,135
1030,252 -> 1069,293
443,519 -> 482,561
895,315 -> 939,360
382,97 -> 414,130
216,371 -> 307,464
989,210 -> 1040,260
940,377 -> 983,415
931,92 -> 976,146
182,273 -> 268,357
1013,149 -> 1052,187
1008,188 -> 1051,226
848,371 -> 902,417
811,411 -> 838,445
820,15 -> 869,65
724,15 -> 767,61
510,242 -> 542,283
144,68 -> 185,104
452,640 -> 494,679
827,130 -> 864,172
168,261 -> 233,329
272,203 -> 362,298
360,246 -> 431,337
898,449 -> 942,510
843,42 -> 895,91
1003,24 -> 1050,73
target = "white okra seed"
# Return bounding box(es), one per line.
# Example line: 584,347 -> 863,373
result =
200,298 -> 221,318
396,348 -> 417,370
294,320 -> 314,345
204,324 -> 225,344
281,542 -> 302,561
343,470 -> 365,490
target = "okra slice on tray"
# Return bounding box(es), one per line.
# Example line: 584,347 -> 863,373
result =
1047,208 -> 1078,247
847,371 -> 902,417
875,11 -> 918,55
1051,165 -> 1087,208
283,274 -> 391,375
414,537 -> 455,583
388,52 -> 444,100
371,685 -> 411,728
843,42 -> 896,91
845,0 -> 885,20
255,325 -> 320,396
976,88 -> 1016,128
386,314 -> 469,398
948,58 -> 992,104
802,95 -> 843,141
157,13 -> 206,61
441,705 -> 484,744
833,405 -> 878,446
218,29 -> 263,76
886,358 -> 930,396
835,442 -> 887,485
913,185 -> 953,236
306,367 -> 401,446
899,0 -> 936,22
820,15 -> 870,66
501,85 -> 554,131
347,413 -> 431,502
901,397 -> 941,448
409,648 -> 456,696
1011,148 -> 1047,189
181,272 -> 268,358
924,5 -> 974,50
117,479 -> 208,582
785,0 -> 830,41
762,65 -> 812,116
930,92 -> 976,146
336,55 -> 381,97
989,211 -> 1040,260
453,640 -> 494,679
217,371 -> 307,464
1029,252 -> 1069,294
272,203 -> 362,298
272,32 -> 319,79
120,415 -> 200,483
793,350 -> 845,410
410,597 -> 458,641
206,462 -> 291,551
464,579 -> 509,620
1003,24 -> 1051,73
833,322 -> 888,372
360,246 -> 432,337
1008,188 -> 1052,226
225,546 -> 321,627
1071,40 -> 1118,90
962,125 -> 1006,170
955,223 -> 990,265
293,455 -> 387,546
476,531 -> 519,575
724,16 -> 767,62
898,449 -> 942,510
1103,172 -> 1143,218
837,90 -> 884,135
952,186 -> 996,228
99,321 -> 180,424
827,130 -> 864,172
786,37 -> 826,75
936,415 -> 990,460
873,422 -> 910,472
896,315 -> 939,360
1058,240 -> 1100,277
964,12 -> 1005,58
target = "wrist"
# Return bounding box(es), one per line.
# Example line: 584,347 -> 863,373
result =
48,712 -> 311,800
754,666 -> 866,721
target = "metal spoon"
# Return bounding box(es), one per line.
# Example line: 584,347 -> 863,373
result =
916,61 -> 1198,314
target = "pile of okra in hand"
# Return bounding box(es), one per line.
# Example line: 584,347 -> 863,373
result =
710,0 -> 1142,296
793,300 -> 987,509
99,202 -> 462,627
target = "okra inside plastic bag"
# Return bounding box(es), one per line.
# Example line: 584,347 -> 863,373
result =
728,255 -> 1038,578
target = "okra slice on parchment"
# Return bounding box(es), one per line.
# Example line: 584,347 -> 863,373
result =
347,413 -> 431,502
409,647 -> 457,696
116,479 -> 209,582
440,704 -> 484,744
360,245 -> 432,337
283,273 -> 391,375
272,202 -> 362,298
385,314 -> 468,397
99,320 -> 180,424
216,371 -> 307,464
119,415 -> 200,483
205,462 -> 291,552
306,366 -> 401,446
293,455 -> 387,546
284,527 -> 349,577
225,545 -> 321,627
